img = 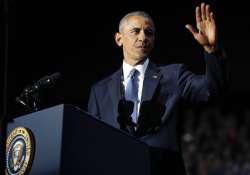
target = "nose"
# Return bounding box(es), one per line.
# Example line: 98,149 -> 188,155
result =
138,30 -> 146,42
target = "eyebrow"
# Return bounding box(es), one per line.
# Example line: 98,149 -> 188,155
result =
129,26 -> 154,31
130,27 -> 140,31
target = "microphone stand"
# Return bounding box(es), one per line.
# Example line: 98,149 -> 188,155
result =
16,88 -> 40,112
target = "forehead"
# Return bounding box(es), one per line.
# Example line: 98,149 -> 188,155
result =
124,16 -> 154,30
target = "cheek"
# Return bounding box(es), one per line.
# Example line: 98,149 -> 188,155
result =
123,39 -> 134,48
150,38 -> 155,44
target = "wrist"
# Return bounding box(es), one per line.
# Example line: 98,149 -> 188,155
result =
203,45 -> 218,54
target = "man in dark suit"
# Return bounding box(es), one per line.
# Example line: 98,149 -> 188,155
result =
88,3 -> 229,175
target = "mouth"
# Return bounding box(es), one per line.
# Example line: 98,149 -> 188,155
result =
135,45 -> 149,50
136,46 -> 147,49
135,42 -> 149,49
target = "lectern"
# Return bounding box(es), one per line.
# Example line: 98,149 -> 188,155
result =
6,104 -> 151,175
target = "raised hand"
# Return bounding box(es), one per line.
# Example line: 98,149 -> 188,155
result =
185,3 -> 217,53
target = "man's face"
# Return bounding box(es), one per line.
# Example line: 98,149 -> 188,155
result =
115,15 -> 155,65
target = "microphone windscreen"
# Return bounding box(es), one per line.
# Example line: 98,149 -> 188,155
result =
37,72 -> 62,87
118,99 -> 134,116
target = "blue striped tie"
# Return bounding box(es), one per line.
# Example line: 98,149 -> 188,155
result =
126,69 -> 140,123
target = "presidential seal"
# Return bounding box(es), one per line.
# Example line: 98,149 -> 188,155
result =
6,127 -> 35,175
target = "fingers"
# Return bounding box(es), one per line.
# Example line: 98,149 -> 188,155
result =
201,3 -> 206,20
196,6 -> 201,23
206,4 -> 210,21
197,2 -> 212,21
210,12 -> 215,24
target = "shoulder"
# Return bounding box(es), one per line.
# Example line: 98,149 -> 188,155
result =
147,60 -> 187,76
159,63 -> 184,70
92,76 -> 112,88
146,61 -> 186,83
153,62 -> 185,75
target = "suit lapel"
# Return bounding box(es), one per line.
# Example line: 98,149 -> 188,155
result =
141,62 -> 162,102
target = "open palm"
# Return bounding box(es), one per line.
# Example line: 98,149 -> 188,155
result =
186,3 -> 217,53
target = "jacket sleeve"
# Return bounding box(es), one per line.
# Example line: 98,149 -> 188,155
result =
87,86 -> 101,118
177,49 -> 230,103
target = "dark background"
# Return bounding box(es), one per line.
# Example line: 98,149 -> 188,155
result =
1,0 -> 250,117
1,0 -> 250,174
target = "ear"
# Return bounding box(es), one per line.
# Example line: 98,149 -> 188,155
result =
114,32 -> 123,47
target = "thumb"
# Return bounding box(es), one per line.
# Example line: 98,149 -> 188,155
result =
185,24 -> 198,36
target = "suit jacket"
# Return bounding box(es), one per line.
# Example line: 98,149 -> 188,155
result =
87,51 -> 229,174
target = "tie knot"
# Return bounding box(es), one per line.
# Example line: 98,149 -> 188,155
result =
130,69 -> 140,79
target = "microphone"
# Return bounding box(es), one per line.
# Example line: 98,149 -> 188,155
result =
16,72 -> 62,112
118,99 -> 134,117
136,100 -> 165,137
21,72 -> 62,95
117,99 -> 136,134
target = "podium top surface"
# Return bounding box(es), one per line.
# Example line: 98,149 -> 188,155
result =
9,104 -> 148,147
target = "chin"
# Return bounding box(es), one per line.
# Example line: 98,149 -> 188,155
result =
138,54 -> 149,59
134,57 -> 147,64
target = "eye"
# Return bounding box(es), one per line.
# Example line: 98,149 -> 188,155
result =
144,29 -> 154,36
131,28 -> 140,34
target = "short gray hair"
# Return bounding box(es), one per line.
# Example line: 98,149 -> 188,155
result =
118,11 -> 155,32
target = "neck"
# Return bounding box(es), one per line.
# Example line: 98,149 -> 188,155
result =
124,58 -> 147,67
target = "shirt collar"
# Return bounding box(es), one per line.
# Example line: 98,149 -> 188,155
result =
122,58 -> 149,80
